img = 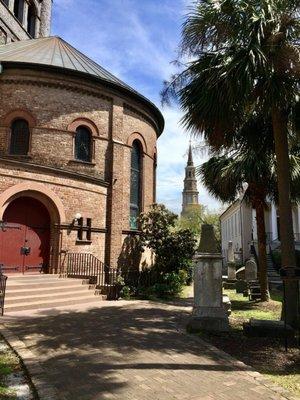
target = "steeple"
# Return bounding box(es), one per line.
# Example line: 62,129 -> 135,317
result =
187,142 -> 194,166
181,143 -> 200,216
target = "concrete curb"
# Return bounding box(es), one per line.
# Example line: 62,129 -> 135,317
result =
0,324 -> 64,400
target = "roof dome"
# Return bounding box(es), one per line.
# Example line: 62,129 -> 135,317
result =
0,36 -> 164,134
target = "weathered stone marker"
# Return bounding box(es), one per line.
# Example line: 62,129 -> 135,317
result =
187,224 -> 229,332
227,241 -> 236,280
245,257 -> 257,281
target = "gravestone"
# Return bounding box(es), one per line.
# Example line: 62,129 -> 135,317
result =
227,241 -> 236,280
245,257 -> 257,281
187,225 -> 229,332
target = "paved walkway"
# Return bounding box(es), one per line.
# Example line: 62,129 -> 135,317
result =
1,300 -> 294,400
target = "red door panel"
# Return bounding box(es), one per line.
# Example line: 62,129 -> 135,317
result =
0,197 -> 50,274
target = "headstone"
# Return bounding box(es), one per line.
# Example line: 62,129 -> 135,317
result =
187,225 -> 229,332
245,257 -> 257,281
227,241 -> 236,280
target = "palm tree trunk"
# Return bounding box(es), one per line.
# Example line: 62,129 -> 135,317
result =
255,201 -> 269,302
272,107 -> 298,328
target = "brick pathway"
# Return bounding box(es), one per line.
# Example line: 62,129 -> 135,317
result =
1,301 -> 295,400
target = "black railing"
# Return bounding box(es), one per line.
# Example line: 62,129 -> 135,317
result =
66,253 -> 120,299
0,267 -> 7,316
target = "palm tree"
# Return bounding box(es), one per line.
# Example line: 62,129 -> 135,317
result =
200,117 -> 300,302
162,0 -> 300,327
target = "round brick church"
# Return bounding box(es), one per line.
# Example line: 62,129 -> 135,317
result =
0,35 -> 164,274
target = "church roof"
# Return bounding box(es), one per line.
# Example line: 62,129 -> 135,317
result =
0,36 -> 164,134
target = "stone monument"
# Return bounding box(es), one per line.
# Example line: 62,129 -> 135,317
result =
245,257 -> 257,281
187,224 -> 229,332
227,241 -> 236,280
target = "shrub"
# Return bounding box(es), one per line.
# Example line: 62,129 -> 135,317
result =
120,285 -> 131,300
150,271 -> 187,298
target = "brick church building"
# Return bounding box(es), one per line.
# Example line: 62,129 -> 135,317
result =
0,0 -> 164,274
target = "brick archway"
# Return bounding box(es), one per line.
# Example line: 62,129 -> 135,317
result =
0,183 -> 65,223
0,183 -> 65,274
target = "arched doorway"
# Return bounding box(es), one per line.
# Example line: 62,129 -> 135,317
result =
0,197 -> 51,274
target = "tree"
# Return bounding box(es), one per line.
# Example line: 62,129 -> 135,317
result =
162,0 -> 300,326
178,206 -> 222,248
138,204 -> 196,275
200,116 -> 300,301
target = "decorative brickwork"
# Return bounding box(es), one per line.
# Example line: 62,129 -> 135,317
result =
0,66 -> 162,271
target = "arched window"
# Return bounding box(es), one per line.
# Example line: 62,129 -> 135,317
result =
75,126 -> 92,162
14,0 -> 24,23
10,119 -> 30,155
27,3 -> 36,37
130,141 -> 142,229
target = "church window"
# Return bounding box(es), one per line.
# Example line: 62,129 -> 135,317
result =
75,126 -> 92,162
14,0 -> 24,23
10,119 -> 30,155
27,3 -> 36,37
153,153 -> 157,202
130,140 -> 142,230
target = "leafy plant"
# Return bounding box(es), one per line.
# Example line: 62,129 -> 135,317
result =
138,204 -> 196,277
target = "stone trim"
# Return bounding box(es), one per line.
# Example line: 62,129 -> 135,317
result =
0,181 -> 66,222
0,156 -> 110,187
68,118 -> 100,137
1,76 -> 113,103
1,72 -> 163,135
127,132 -> 148,154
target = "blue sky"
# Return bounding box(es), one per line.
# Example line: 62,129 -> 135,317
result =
52,0 -> 222,214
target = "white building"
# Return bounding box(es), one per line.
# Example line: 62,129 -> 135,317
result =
220,195 -> 300,265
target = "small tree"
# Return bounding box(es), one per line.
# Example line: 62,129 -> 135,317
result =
178,206 -> 221,249
139,204 -> 196,275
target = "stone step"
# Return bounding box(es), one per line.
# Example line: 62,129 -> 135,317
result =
6,279 -> 86,291
4,295 -> 106,313
5,289 -> 98,304
5,284 -> 90,298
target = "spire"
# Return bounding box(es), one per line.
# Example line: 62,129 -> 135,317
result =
187,141 -> 193,166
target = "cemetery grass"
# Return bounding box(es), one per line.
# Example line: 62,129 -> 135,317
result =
0,338 -> 18,399
197,290 -> 300,397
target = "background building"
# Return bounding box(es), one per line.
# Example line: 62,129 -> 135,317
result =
181,143 -> 200,216
0,4 -> 164,275
220,195 -> 300,265
0,0 -> 51,43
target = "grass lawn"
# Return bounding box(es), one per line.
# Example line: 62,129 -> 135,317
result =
0,340 -> 19,399
197,289 -> 299,397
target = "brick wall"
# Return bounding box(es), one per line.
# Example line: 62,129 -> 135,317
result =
0,66 -> 161,270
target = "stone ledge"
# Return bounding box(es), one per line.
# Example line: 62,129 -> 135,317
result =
0,324 -> 64,400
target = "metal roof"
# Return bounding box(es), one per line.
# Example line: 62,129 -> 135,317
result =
0,36 -> 164,134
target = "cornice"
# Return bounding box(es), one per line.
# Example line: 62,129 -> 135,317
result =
0,156 -> 110,187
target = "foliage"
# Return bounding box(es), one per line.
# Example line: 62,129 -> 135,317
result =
136,270 -> 188,299
162,0 -> 299,144
178,206 -> 222,246
138,204 -> 196,276
120,285 -> 131,300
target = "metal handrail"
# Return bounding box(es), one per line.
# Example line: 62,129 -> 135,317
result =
66,253 -> 110,285
0,266 -> 7,316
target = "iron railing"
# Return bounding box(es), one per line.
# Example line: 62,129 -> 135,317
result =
66,253 -> 120,299
0,265 -> 7,316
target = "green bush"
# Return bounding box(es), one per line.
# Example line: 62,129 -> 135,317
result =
120,285 -> 131,300
150,270 -> 186,298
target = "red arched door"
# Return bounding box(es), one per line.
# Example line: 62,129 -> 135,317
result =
0,197 -> 50,274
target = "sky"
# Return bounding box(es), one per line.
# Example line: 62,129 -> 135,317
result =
52,0 -> 222,214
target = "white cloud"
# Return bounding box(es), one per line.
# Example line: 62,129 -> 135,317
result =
52,0 -> 222,214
